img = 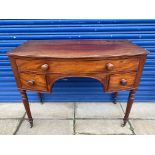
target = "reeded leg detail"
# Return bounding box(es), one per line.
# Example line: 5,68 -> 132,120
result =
122,89 -> 136,127
20,90 -> 33,128
38,92 -> 43,104
112,92 -> 118,104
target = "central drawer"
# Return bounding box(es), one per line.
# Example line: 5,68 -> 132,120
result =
16,58 -> 139,74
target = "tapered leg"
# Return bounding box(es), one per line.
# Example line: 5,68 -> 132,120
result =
112,92 -> 118,104
38,92 -> 43,104
20,90 -> 33,128
121,89 -> 136,127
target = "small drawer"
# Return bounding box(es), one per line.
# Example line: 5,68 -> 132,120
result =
16,58 -> 139,73
108,72 -> 137,91
19,73 -> 47,91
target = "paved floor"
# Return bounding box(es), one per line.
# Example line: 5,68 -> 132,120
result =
0,102 -> 155,135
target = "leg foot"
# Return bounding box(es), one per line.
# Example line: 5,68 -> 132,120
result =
29,120 -> 33,128
121,119 -> 127,127
38,92 -> 43,104
112,92 -> 118,104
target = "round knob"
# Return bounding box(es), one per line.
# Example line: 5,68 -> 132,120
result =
41,64 -> 49,71
27,80 -> 35,86
120,79 -> 127,86
106,63 -> 114,71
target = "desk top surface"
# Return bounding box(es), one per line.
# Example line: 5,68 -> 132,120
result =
8,40 -> 148,58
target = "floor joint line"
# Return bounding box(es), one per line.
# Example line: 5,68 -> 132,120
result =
13,112 -> 26,135
73,102 -> 76,135
119,102 -> 136,135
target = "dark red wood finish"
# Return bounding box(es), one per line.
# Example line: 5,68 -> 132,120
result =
8,40 -> 149,128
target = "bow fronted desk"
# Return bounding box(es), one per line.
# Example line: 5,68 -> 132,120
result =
8,40 -> 148,128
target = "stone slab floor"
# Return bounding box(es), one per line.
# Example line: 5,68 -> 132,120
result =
0,102 -> 155,135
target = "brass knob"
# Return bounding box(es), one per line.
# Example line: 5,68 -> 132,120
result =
27,80 -> 35,86
41,64 -> 49,71
106,63 -> 114,71
120,79 -> 127,86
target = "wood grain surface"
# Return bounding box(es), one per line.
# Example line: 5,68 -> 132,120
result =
19,73 -> 47,91
16,58 -> 139,73
108,72 -> 137,91
8,40 -> 149,58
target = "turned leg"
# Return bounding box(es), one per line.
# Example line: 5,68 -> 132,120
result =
20,90 -> 33,128
112,92 -> 118,104
121,89 -> 136,127
38,92 -> 43,104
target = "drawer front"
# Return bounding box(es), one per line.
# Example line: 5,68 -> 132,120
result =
16,58 -> 139,73
19,73 -> 47,91
108,72 -> 137,91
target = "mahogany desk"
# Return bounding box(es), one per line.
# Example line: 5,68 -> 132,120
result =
8,40 -> 149,128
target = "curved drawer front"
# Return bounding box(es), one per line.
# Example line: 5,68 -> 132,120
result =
16,58 -> 139,73
19,73 -> 47,91
108,72 -> 137,91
